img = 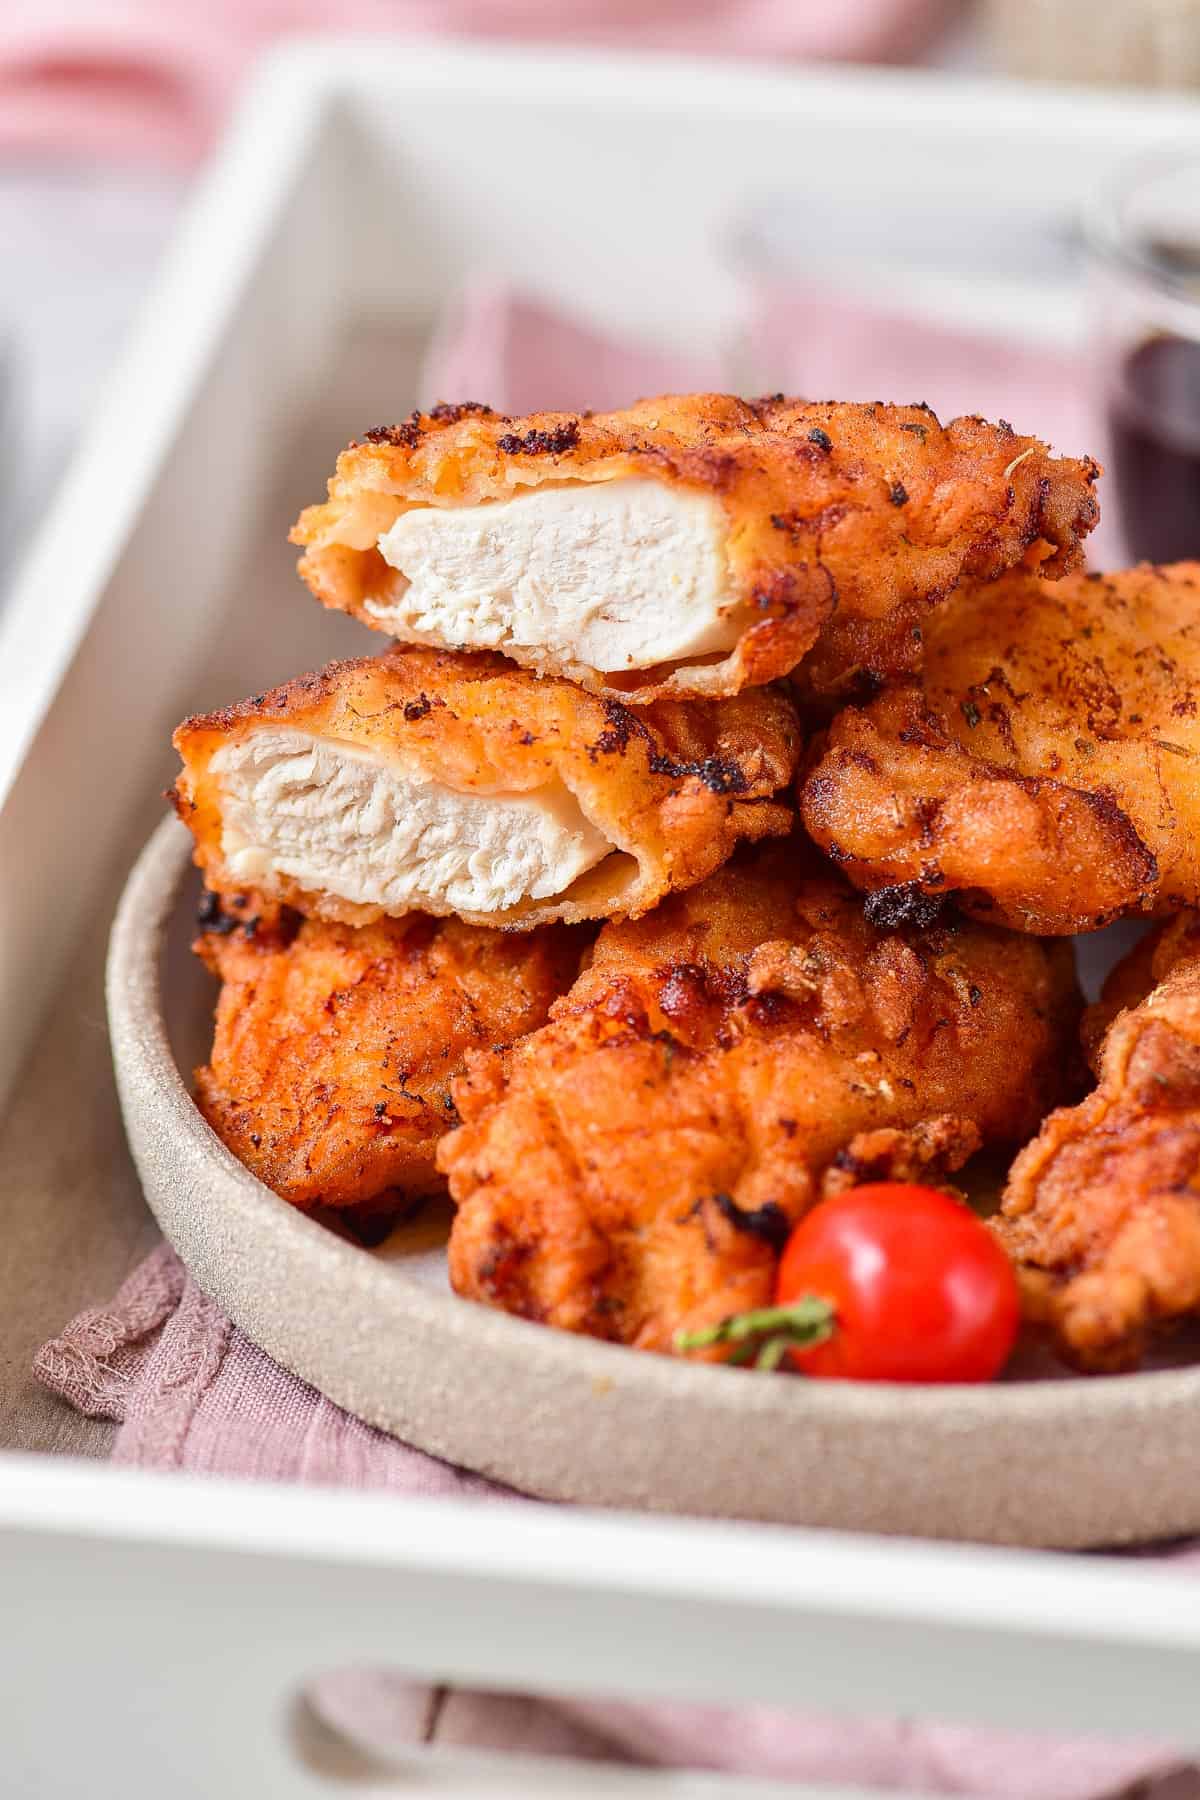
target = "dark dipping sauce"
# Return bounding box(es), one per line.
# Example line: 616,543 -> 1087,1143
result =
1110,333 -> 1200,563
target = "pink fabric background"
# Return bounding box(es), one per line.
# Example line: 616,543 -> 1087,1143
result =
0,0 -> 955,163
32,280 -> 1148,1795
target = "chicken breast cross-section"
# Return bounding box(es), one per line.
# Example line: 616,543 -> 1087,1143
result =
997,913 -> 1200,1370
801,563 -> 1200,934
172,648 -> 799,929
290,394 -> 1100,704
193,896 -> 587,1211
438,844 -> 1082,1354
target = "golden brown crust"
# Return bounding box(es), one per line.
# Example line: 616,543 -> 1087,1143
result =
997,913 -> 1200,1370
172,646 -> 799,929
290,394 -> 1100,703
437,844 -> 1083,1355
801,563 -> 1200,933
193,903 -> 586,1211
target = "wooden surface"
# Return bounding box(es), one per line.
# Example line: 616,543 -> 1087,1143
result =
0,815 -> 163,1458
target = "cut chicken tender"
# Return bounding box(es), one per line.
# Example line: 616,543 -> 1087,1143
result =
193,897 -> 585,1211
802,563 -> 1200,934
377,479 -> 740,671
172,647 -> 799,929
290,394 -> 1100,703
997,913 -> 1200,1371
438,846 -> 1082,1354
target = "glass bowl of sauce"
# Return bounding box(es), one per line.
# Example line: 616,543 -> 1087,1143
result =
1089,157 -> 1200,563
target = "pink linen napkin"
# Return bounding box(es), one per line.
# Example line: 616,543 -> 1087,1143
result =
0,1 -> 957,165
33,285 -> 1166,1796
33,1244 -> 1189,1799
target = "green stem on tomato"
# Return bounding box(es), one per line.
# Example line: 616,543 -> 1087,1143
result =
675,1296 -> 836,1369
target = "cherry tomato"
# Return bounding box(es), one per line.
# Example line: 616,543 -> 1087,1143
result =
677,1183 -> 1020,1382
776,1184 -> 1020,1383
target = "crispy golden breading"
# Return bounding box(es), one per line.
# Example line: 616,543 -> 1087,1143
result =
794,592 -> 947,711
291,395 -> 1099,703
173,647 -> 799,930
193,904 -> 586,1210
801,563 -> 1200,933
438,846 -> 1082,1354
997,914 -> 1200,1370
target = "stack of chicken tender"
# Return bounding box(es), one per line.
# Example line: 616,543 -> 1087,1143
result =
174,391 -> 1156,1364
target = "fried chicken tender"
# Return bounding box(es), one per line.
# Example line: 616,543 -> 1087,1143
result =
438,846 -> 1082,1354
802,563 -> 1200,934
997,914 -> 1200,1370
291,394 -> 1099,704
173,647 -> 798,930
193,901 -> 585,1211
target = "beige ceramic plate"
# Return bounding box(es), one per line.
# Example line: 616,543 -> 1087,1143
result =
107,817 -> 1200,1548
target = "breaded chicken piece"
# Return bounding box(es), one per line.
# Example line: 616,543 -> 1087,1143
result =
802,563 -> 1200,934
193,899 -> 585,1211
438,846 -> 1082,1354
173,647 -> 798,930
997,913 -> 1200,1370
291,394 -> 1099,704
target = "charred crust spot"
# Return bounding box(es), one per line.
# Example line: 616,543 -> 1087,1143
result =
361,414 -> 423,450
496,421 -> 580,456
402,694 -> 433,722
427,401 -> 495,424
197,890 -> 242,936
712,1192 -> 792,1253
899,421 -> 927,439
591,698 -> 748,793
647,750 -> 749,795
863,883 -> 948,932
591,697 -> 646,758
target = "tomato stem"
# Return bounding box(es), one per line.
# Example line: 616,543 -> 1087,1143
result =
675,1296 -> 835,1369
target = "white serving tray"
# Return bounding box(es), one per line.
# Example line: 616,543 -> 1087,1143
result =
4,41 -> 1200,1798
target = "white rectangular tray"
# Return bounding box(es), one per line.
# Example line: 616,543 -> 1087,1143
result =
4,42 -> 1200,1798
